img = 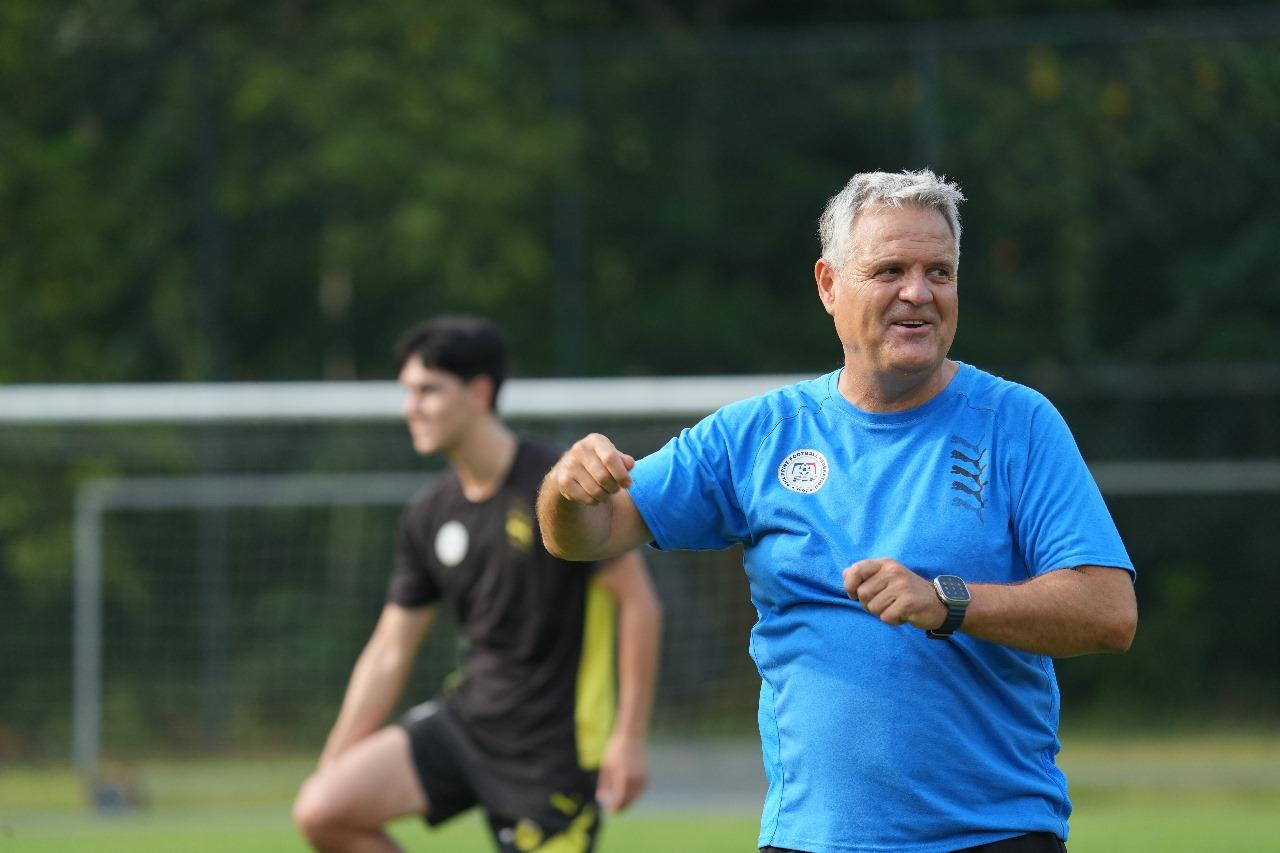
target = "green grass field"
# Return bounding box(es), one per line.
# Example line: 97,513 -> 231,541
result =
3,733 -> 1278,852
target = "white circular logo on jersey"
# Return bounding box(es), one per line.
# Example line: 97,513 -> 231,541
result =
434,520 -> 469,567
778,449 -> 829,494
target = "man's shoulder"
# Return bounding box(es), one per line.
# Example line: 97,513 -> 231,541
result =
709,370 -> 838,431
954,362 -> 1055,418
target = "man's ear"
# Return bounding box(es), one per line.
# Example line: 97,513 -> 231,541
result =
468,375 -> 498,411
815,258 -> 839,316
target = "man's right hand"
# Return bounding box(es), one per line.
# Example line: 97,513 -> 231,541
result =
546,433 -> 636,505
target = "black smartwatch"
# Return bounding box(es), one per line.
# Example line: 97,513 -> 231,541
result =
926,574 -> 971,639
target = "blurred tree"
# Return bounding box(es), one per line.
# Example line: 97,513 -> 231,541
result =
2,1 -> 1280,757
0,1 -> 191,380
219,1 -> 567,379
949,33 -> 1280,367
0,0 -> 567,381
0,1 -> 1276,382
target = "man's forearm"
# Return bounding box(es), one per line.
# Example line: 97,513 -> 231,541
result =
317,655 -> 401,763
539,434 -> 655,560
962,566 -> 1137,657
537,478 -> 616,560
318,644 -> 414,766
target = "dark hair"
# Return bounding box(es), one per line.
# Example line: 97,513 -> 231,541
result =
393,316 -> 508,409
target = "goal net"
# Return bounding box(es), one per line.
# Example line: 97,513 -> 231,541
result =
1,376 -> 798,788
3,372 -> 1279,802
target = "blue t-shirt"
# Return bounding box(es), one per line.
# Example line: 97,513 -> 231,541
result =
628,363 -> 1134,853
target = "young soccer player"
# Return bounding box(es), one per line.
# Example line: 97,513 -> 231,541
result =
294,316 -> 661,853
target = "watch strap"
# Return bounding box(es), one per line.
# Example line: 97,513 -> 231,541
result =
926,604 -> 966,639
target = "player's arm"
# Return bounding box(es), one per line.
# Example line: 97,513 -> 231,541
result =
843,560 -> 1136,658
537,433 -> 654,561
317,603 -> 437,768
592,550 -> 662,813
958,565 -> 1136,656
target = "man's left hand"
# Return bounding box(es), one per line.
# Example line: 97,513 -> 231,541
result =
596,733 -> 648,813
843,558 -> 947,630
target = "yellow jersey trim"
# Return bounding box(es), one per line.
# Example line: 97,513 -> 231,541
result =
574,578 -> 616,770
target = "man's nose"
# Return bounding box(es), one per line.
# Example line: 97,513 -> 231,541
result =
898,269 -> 934,304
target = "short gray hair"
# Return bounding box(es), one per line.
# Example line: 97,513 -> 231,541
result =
818,169 -> 966,269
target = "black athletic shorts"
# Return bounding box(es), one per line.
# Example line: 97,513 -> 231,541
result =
762,831 -> 1066,853
399,701 -> 601,853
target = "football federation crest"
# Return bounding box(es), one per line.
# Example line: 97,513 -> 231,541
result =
778,449 -> 829,494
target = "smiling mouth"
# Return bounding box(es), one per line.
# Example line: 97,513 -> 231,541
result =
893,320 -> 930,329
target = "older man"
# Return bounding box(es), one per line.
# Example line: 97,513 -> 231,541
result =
537,170 -> 1137,853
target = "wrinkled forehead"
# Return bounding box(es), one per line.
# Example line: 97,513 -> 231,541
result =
849,204 -> 957,257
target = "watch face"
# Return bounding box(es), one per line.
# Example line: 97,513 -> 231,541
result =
935,574 -> 971,605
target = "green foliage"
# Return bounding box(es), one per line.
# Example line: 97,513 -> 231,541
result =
3,5 -> 1277,381
3,0 -> 1279,761
950,36 -> 1280,365
1056,494 -> 1280,726
0,1 -> 565,381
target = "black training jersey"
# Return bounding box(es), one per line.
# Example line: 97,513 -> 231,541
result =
387,439 -> 616,779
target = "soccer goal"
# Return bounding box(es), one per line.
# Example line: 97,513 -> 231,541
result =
2,373 -> 1279,807
27,375 -> 800,796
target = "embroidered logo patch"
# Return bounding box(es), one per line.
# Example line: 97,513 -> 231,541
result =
434,520 -> 469,567
778,449 -> 829,494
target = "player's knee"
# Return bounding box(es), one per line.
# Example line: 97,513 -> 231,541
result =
292,776 -> 343,847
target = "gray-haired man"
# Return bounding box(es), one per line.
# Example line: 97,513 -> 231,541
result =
538,170 -> 1137,853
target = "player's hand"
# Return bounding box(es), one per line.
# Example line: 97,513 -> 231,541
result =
596,733 -> 648,813
842,558 -> 947,630
548,433 -> 636,506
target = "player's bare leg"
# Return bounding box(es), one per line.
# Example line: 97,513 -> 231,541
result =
293,726 -> 428,853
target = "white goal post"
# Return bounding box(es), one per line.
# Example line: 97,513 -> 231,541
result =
71,473 -> 432,787
0,376 -> 810,423
55,375 -> 806,792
